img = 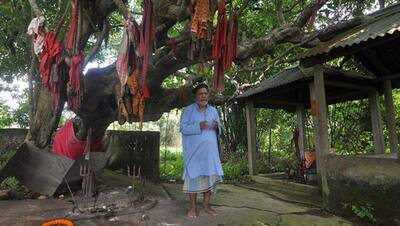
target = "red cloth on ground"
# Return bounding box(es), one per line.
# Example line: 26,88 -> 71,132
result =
52,119 -> 103,160
39,32 -> 63,87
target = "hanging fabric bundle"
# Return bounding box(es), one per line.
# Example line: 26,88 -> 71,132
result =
212,0 -> 228,93
191,0 -> 211,40
212,0 -> 227,60
31,5 -> 68,112
27,16 -> 46,55
39,32 -> 63,88
188,0 -> 211,63
117,17 -> 140,95
139,0 -> 155,98
212,0 -> 239,93
116,15 -> 143,126
126,69 -> 145,128
39,32 -> 64,111
65,0 -> 83,111
307,0 -> 321,31
224,15 -> 239,71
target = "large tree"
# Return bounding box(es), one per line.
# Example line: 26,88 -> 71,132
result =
0,0 -> 393,148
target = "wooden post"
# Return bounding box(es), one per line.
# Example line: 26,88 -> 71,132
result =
369,89 -> 385,154
245,100 -> 257,175
309,64 -> 330,204
296,105 -> 307,159
383,80 -> 399,153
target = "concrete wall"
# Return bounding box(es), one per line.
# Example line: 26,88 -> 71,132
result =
0,129 -> 27,152
326,154 -> 400,225
105,130 -> 160,181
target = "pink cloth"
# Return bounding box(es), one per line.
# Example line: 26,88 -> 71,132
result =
52,119 -> 103,160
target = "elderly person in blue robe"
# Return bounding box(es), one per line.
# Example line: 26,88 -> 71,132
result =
180,80 -> 224,218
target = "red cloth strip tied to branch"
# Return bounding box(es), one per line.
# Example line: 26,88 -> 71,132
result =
212,0 -> 227,60
212,0 -> 239,93
65,0 -> 80,50
307,0 -> 321,32
68,53 -> 83,111
168,38 -> 177,58
65,0 -> 84,112
224,15 -> 239,71
139,0 -> 155,98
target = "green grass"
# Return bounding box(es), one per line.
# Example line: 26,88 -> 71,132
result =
159,150 -> 252,183
0,150 -> 28,199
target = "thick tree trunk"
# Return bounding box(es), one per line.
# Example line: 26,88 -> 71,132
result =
27,86 -> 65,148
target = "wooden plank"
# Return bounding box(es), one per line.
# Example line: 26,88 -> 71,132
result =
296,106 -> 308,159
369,89 -> 385,154
245,100 -> 257,175
383,80 -> 399,153
309,64 -> 330,204
0,142 -> 110,196
12,143 -> 74,196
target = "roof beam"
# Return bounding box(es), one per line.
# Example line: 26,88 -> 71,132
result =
377,73 -> 400,81
255,99 -> 300,107
325,81 -> 374,91
362,49 -> 392,76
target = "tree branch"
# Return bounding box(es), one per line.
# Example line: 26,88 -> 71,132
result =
113,0 -> 130,19
84,20 -> 109,67
28,0 -> 42,17
276,0 -> 286,25
294,0 -> 328,27
237,26 -> 301,60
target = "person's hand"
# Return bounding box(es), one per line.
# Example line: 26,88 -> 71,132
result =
211,120 -> 218,129
200,121 -> 209,130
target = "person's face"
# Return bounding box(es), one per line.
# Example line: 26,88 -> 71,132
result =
195,87 -> 208,107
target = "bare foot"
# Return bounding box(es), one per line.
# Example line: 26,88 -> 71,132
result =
188,208 -> 198,218
203,206 -> 218,216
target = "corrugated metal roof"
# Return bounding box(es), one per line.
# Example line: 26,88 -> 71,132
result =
236,66 -> 306,99
294,3 -> 400,61
236,66 -> 374,100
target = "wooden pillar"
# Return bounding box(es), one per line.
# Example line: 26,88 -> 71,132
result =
309,64 -> 330,203
383,80 -> 399,153
245,100 -> 257,175
296,105 -> 308,159
369,89 -> 385,154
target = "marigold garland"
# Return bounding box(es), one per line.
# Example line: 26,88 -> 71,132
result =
41,219 -> 74,226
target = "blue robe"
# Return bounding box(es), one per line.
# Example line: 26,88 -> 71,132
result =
180,103 -> 224,180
